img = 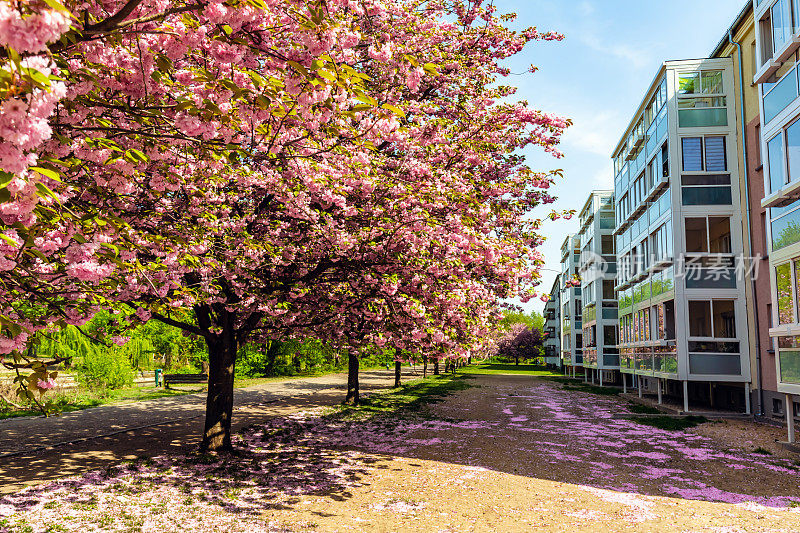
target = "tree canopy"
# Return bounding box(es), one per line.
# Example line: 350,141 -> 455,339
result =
0,0 -> 569,450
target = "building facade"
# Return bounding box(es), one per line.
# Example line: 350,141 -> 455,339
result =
712,3 -> 791,428
612,58 -> 752,413
752,0 -> 800,441
560,235 -> 583,375
543,275 -> 561,367
578,191 -> 619,385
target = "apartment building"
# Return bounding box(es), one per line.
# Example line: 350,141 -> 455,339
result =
612,58 -> 752,413
711,3 -> 795,433
543,275 -> 561,367
578,191 -> 619,385
752,0 -> 800,441
560,235 -> 583,376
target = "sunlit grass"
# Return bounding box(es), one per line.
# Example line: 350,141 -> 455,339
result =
336,374 -> 473,418
458,363 -> 563,376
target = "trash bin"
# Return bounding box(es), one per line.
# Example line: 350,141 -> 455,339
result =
155,368 -> 163,387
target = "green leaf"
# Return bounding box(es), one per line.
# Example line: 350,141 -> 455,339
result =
124,149 -> 149,163
0,171 -> 13,188
382,103 -> 406,118
403,54 -> 420,67
30,167 -> 61,181
317,69 -> 337,82
355,94 -> 378,106
0,234 -> 18,247
222,24 -> 233,35
0,188 -> 11,204
35,182 -> 59,200
423,63 -> 440,76
41,0 -> 72,14
287,61 -> 309,78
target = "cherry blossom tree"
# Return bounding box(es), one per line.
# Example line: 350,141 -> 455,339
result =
0,0 -> 569,450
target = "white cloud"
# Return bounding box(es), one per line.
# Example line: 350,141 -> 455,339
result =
580,34 -> 653,70
563,110 -> 626,158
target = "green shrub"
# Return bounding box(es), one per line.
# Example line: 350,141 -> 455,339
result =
77,344 -> 134,390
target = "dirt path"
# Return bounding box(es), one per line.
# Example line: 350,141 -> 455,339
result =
2,373 -> 800,532
0,369 -> 398,495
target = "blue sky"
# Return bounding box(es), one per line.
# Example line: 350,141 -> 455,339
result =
497,0 -> 749,314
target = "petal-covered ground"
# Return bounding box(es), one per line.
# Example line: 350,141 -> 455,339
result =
1,374 -> 799,532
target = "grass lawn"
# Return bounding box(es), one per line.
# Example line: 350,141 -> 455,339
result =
630,415 -> 709,431
0,364 -> 394,420
458,363 -> 564,376
337,374 -> 474,418
0,386 -> 197,420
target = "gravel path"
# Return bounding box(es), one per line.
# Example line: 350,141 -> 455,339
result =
3,373 -> 800,532
0,369 -> 399,494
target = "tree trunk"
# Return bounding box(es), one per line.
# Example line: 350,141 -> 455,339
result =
344,351 -> 359,405
423,355 -> 428,378
515,355 -> 519,365
265,341 -> 280,376
201,328 -> 238,452
433,359 -> 440,375
394,360 -> 402,388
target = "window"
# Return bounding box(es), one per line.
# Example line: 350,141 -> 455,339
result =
679,97 -> 727,128
603,325 -> 617,346
777,337 -> 800,385
787,119 -> 800,183
762,63 -> 798,124
678,71 -> 727,127
772,0 -> 793,53
768,132 -> 787,194
688,301 -> 712,337
777,262 -> 795,324
601,235 -> 615,255
603,280 -> 615,300
661,142 -> 669,178
680,138 -> 731,206
685,218 -> 709,253
688,300 -> 737,339
773,398 -> 784,415
684,216 -> 732,254
682,137 -> 703,171
681,137 -> 727,171
759,11 -> 775,66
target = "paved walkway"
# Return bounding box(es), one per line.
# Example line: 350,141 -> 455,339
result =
0,369 -> 400,494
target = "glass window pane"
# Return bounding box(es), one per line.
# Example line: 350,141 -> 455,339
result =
679,73 -> 700,95
689,354 -> 741,375
762,67 -> 798,124
601,235 -> 615,255
682,137 -> 703,171
773,0 -> 790,52
689,301 -> 712,337
786,119 -> 800,184
681,186 -> 733,205
685,217 -> 708,253
678,97 -> 726,109
712,300 -> 736,338
780,350 -> 800,384
701,71 -> 723,94
678,109 -> 729,128
708,217 -> 732,253
769,133 -> 786,194
777,263 -> 794,325
771,204 -> 800,250
795,262 -> 800,325
704,137 -> 727,171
